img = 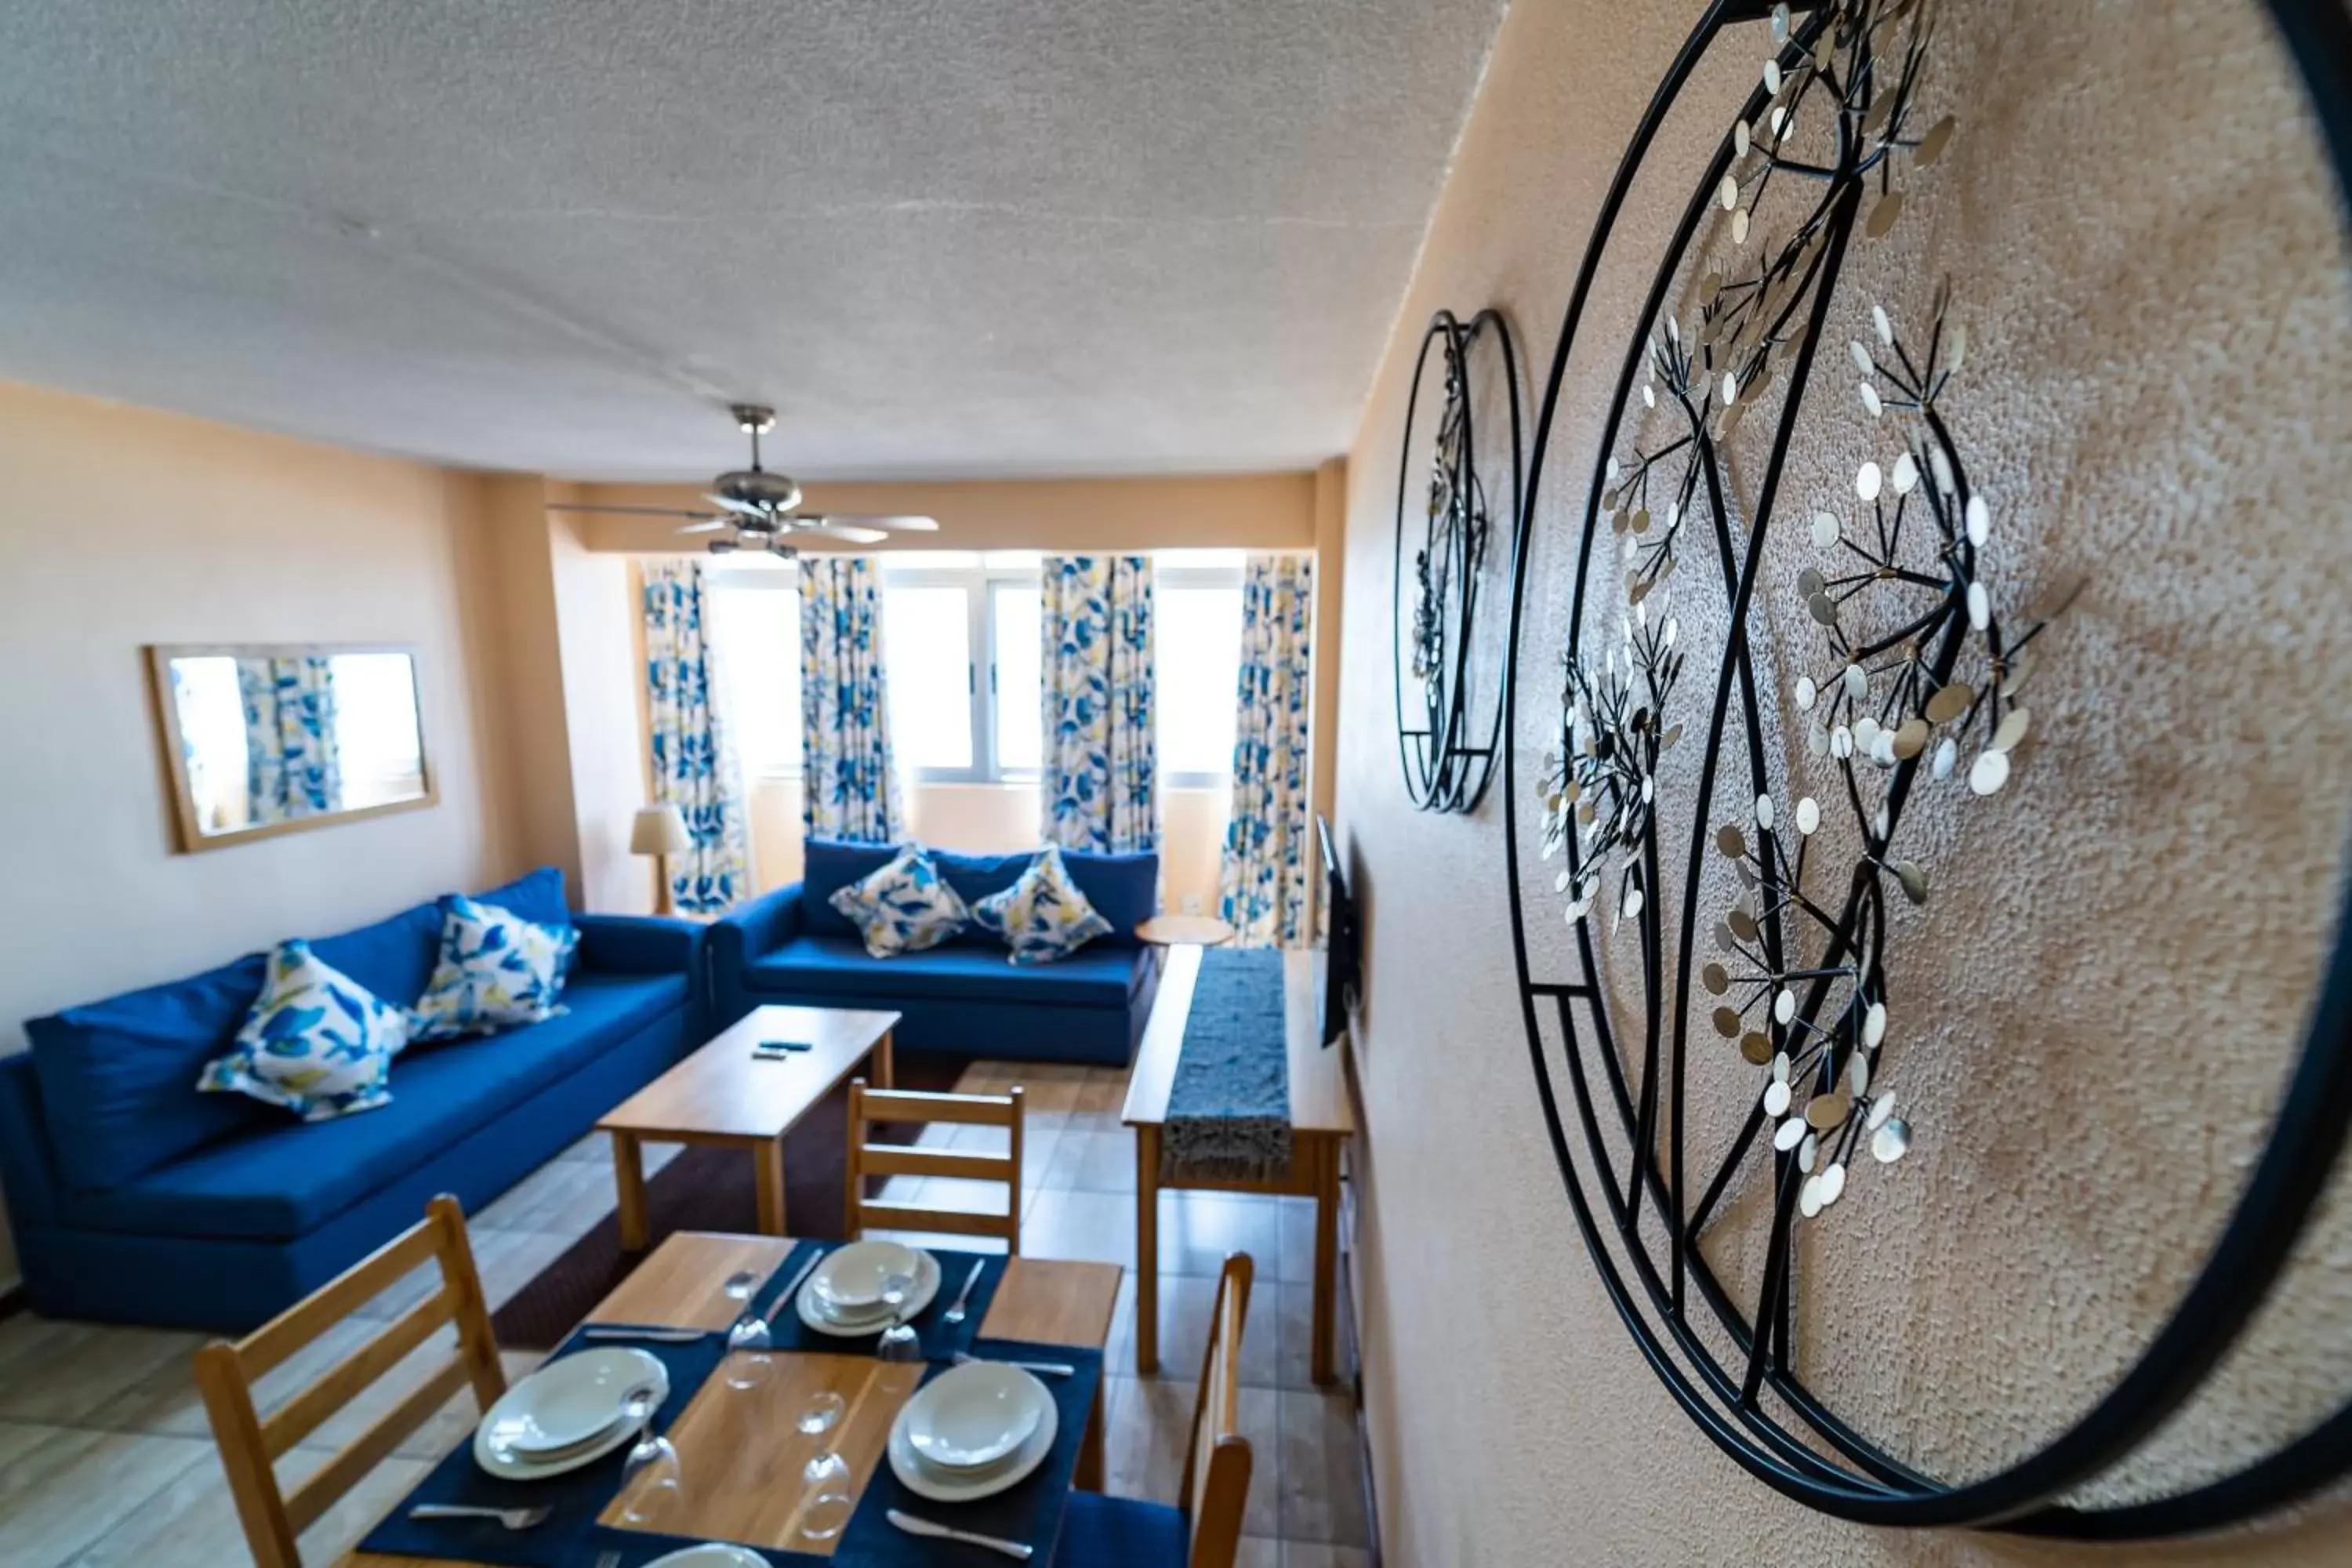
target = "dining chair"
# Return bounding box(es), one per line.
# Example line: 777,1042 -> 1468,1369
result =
843,1078 -> 1025,1253
1052,1252 -> 1256,1567
192,1194 -> 507,1568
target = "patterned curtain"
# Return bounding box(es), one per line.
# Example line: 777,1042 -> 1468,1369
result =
799,555 -> 904,843
235,655 -> 341,822
643,560 -> 753,913
1218,554 -> 1317,946
1040,555 -> 1158,855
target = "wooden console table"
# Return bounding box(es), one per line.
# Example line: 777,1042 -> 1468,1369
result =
1122,944 -> 1354,1384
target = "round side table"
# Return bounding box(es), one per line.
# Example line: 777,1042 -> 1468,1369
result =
1133,913 -> 1236,946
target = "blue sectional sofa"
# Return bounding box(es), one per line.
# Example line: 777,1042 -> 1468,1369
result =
708,840 -> 1162,1068
0,867 -> 703,1332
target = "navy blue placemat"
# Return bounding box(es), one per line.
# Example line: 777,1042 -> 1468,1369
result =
762,1246 -> 1007,1362
829,1339 -> 1103,1566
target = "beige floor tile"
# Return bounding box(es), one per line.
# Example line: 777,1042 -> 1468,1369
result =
1101,1376 -> 1282,1538
1276,1389 -> 1368,1547
470,1153 -> 617,1234
1075,1073 -> 1128,1114
554,1131 -> 609,1164
1282,1544 -> 1370,1568
1158,1192 -> 1283,1281
1009,1075 -> 1083,1114
1232,1535 -> 1281,1568
1059,1109 -> 1126,1138
1020,1189 -> 1136,1269
1047,1127 -> 1138,1194
1272,1282 -> 1320,1393
0,1422 -> 212,1566
0,1316 -> 205,1428
1275,1196 -> 1318,1286
1112,1271 -> 1284,1389
59,1443 -> 430,1568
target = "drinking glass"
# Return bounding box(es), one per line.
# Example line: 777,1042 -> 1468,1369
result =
796,1390 -> 854,1541
617,1388 -> 680,1526
724,1311 -> 775,1390
877,1271 -> 921,1364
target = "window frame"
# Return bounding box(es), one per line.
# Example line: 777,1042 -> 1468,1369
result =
1152,559 -> 1247,790
880,557 -> 1044,786
706,565 -> 804,784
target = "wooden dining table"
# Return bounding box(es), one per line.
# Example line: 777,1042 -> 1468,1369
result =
344,1232 -> 1121,1566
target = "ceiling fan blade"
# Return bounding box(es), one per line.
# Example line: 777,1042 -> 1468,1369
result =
818,514 -> 941,532
545,503 -> 713,519
675,517 -> 731,535
798,521 -> 891,545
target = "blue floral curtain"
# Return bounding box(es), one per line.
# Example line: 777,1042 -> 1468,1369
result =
642,559 -> 753,913
799,555 -> 904,843
235,655 -> 341,822
1040,555 -> 1158,855
1218,554 -> 1316,946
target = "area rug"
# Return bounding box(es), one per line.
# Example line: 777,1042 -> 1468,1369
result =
492,1052 -> 970,1349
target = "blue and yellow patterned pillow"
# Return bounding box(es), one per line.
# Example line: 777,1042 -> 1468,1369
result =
829,846 -> 972,958
408,895 -> 579,1043
972,846 -> 1114,965
198,941 -> 409,1121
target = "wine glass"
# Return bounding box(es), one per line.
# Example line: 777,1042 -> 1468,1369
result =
876,1271 -> 921,1364
724,1309 -> 774,1390
796,1390 -> 854,1541
616,1388 -> 680,1526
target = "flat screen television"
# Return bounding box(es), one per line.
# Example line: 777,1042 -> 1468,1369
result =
1316,814 -> 1360,1047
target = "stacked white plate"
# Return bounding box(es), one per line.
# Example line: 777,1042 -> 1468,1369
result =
474,1347 -> 670,1479
794,1240 -> 941,1336
885,1360 -> 1059,1503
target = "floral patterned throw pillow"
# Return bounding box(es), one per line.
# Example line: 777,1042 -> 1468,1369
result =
829,846 -> 973,958
198,941 -> 410,1120
972,845 -> 1114,966
408,895 -> 579,1043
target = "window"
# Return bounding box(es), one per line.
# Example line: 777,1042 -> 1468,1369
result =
880,552 -> 1044,783
1154,552 -> 1246,787
706,568 -> 802,780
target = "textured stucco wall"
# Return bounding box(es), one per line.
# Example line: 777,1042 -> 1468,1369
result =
1334,1 -> 2352,1563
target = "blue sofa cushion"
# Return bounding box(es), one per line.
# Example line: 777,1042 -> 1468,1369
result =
748,935 -> 1144,1009
305,901 -> 445,1012
26,953 -> 272,1192
1051,1492 -> 1188,1567
469,866 -> 574,931
60,971 -> 686,1240
801,840 -> 1157,949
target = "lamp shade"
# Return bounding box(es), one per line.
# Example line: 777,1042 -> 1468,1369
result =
630,803 -> 692,857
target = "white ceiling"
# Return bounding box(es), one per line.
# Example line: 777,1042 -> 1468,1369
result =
0,1 -> 1504,481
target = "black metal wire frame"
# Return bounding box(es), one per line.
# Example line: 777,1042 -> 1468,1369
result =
1497,0 -> 2352,1537
1393,307 -> 1524,814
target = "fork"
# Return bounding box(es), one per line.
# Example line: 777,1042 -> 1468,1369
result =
406,1504 -> 552,1530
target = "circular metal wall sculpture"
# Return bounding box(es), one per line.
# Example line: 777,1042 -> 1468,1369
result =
1394,307 -> 1523,812
1498,0 -> 2352,1537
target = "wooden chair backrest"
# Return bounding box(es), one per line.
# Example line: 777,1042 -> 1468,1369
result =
1180,1252 -> 1256,1568
843,1080 -> 1025,1253
192,1194 -> 506,1568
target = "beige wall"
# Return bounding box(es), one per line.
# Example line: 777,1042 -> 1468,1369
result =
1332,1 -> 2352,1564
0,381 -> 520,1288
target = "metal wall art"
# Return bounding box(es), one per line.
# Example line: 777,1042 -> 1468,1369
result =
1500,0 -> 2352,1537
1394,307 -> 1523,811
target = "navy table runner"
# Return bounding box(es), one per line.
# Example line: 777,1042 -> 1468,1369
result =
359,1243 -> 1054,1568
1163,946 -> 1294,1180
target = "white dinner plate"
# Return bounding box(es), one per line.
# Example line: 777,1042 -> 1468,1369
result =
797,1247 -> 939,1337
808,1239 -> 926,1311
902,1361 -> 1048,1472
473,1348 -> 668,1481
886,1372 -> 1059,1504
641,1547 -> 771,1567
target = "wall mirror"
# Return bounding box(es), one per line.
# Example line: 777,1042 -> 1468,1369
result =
147,644 -> 435,851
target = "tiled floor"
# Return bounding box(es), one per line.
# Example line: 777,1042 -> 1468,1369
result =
0,1061 -> 1369,1568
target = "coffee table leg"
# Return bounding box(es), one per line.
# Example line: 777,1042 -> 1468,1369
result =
754,1137 -> 787,1236
1312,1137 -> 1339,1385
612,1131 -> 648,1252
1134,1123 -> 1160,1377
875,1029 -> 895,1090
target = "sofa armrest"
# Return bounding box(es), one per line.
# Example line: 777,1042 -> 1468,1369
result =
708,883 -> 803,970
574,913 -> 703,975
0,1053 -> 61,1229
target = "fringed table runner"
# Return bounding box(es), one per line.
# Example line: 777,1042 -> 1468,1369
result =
1161,946 -> 1294,1181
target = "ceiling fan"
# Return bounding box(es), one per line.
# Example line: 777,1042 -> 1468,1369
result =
547,404 -> 939,555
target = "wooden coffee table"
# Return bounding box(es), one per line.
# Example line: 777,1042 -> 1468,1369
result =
596,1004 -> 899,1250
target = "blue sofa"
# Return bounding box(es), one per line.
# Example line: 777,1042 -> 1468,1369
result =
0,867 -> 703,1332
708,840 -> 1163,1068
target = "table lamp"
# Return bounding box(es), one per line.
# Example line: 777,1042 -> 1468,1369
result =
630,803 -> 692,916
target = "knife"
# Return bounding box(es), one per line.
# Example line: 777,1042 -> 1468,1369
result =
579,1326 -> 706,1344
885,1508 -> 1033,1561
764,1246 -> 828,1326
